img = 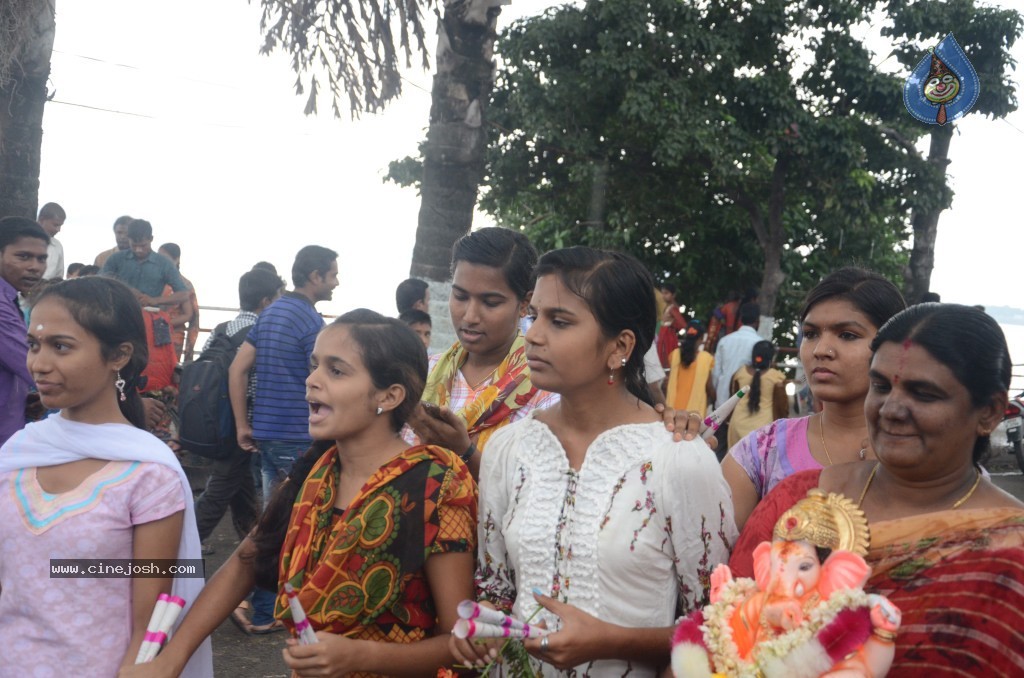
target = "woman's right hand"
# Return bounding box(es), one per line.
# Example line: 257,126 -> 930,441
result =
449,634 -> 504,671
448,600 -> 505,670
408,403 -> 472,457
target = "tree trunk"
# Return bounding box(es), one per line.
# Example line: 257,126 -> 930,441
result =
757,153 -> 790,324
410,0 -> 504,280
410,0 -> 505,350
0,2 -> 56,220
734,152 -> 789,334
903,124 -> 953,304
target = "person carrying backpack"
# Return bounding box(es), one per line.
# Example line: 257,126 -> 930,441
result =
184,268 -> 283,555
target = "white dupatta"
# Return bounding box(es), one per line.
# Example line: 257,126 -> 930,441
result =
0,414 -> 214,677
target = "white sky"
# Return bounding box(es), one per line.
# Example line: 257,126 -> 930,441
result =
39,0 -> 1024,328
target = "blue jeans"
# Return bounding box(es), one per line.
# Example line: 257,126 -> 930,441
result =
250,587 -> 278,626
257,439 -> 309,503
250,440 -> 307,626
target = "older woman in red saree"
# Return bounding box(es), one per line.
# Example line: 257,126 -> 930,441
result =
727,304 -> 1024,675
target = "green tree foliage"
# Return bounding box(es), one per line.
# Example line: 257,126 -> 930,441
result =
882,0 -> 1022,302
479,0 -> 1012,331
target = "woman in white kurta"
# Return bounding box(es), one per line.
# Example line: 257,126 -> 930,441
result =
453,247 -> 737,677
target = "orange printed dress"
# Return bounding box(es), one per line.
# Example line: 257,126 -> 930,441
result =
274,445 -> 477,676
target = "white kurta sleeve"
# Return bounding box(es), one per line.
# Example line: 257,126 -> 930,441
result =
661,438 -> 738,616
476,424 -> 519,613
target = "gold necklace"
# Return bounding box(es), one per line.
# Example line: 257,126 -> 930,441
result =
857,462 -> 983,509
818,413 -> 834,466
819,412 -> 868,465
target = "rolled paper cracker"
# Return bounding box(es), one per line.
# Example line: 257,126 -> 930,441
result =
701,387 -> 746,441
457,600 -> 519,629
285,582 -> 319,645
140,595 -> 186,662
135,593 -> 171,664
454,619 -> 549,640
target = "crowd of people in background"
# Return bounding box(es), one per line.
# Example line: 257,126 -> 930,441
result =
0,207 -> 1022,677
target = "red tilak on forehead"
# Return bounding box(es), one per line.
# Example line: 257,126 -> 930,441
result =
894,339 -> 914,383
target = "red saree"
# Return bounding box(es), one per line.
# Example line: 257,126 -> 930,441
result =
729,470 -> 1024,675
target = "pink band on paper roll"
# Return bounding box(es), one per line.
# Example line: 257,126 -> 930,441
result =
144,631 -> 167,644
453,619 -> 474,640
457,600 -> 481,620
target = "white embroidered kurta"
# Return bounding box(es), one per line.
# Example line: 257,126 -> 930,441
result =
478,413 -> 738,677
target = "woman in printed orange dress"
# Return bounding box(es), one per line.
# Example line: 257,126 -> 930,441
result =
122,310 -> 476,677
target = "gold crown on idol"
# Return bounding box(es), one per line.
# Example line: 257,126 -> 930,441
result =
773,489 -> 870,556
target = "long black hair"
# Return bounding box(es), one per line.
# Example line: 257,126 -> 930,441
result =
871,303 -> 1011,464
248,309 -> 428,590
747,340 -> 776,415
678,318 -> 705,368
534,247 -> 656,405
31,277 -> 148,428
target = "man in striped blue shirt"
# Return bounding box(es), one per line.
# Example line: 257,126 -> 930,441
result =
226,245 -> 338,633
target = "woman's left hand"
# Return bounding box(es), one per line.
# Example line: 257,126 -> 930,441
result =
282,633 -> 360,677
522,593 -> 609,670
407,403 -> 473,457
654,404 -> 712,445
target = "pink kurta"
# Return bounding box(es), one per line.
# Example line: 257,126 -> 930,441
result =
0,461 -> 184,676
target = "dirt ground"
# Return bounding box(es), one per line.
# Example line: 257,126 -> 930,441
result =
200,512 -> 292,677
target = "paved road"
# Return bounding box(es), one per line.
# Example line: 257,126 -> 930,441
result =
196,446 -> 1024,677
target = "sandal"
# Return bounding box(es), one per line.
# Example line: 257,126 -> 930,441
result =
229,605 -> 255,635
249,620 -> 285,635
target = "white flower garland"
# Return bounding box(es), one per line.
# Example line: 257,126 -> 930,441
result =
700,578 -> 870,677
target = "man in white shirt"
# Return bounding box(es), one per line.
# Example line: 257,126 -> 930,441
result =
37,202 -> 66,280
711,302 -> 762,410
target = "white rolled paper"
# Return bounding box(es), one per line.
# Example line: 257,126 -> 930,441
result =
458,600 -> 520,628
454,618 -> 549,640
135,593 -> 171,664
701,387 -> 746,440
285,583 -> 319,645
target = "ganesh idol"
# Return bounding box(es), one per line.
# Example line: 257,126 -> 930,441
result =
671,489 -> 901,678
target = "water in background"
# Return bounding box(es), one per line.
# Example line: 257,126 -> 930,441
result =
1002,322 -> 1024,393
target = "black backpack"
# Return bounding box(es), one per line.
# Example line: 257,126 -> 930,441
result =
177,322 -> 251,459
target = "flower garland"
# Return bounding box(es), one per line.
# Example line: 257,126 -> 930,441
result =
700,579 -> 870,677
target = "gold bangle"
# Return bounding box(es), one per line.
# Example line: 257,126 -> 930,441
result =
872,628 -> 898,643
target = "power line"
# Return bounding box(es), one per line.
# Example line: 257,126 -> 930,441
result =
49,99 -> 156,119
51,49 -> 243,90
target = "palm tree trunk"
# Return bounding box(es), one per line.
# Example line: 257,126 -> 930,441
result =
410,0 -> 504,350
903,124 -> 954,304
0,2 -> 56,219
